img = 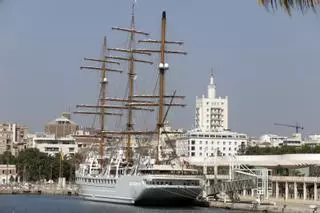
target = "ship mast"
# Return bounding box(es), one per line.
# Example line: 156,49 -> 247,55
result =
99,36 -> 108,165
74,36 -> 123,168
76,9 -> 185,167
106,2 -> 153,163
130,11 -> 187,164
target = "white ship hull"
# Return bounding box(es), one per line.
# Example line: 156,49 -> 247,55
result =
76,175 -> 203,205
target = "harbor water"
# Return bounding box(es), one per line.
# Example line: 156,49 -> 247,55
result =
0,195 -> 248,213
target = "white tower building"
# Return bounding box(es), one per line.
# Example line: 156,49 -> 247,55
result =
176,70 -> 248,158
195,71 -> 228,131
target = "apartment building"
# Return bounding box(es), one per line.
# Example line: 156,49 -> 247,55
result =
0,164 -> 17,184
0,123 -> 28,156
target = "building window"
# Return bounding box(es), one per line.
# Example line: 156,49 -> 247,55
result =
191,152 -> 195,156
191,140 -> 195,145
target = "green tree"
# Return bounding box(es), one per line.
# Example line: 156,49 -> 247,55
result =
13,148 -> 76,182
0,151 -> 16,164
0,148 -> 80,182
16,148 -> 47,181
243,144 -> 320,155
258,0 -> 320,15
0,148 -> 78,181
72,152 -> 85,169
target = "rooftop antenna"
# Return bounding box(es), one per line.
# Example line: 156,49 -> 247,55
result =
210,67 -> 215,84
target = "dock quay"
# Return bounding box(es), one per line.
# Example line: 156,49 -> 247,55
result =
0,183 -> 78,196
208,196 -> 320,213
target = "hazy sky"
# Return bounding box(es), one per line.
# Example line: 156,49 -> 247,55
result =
1,0 -> 320,137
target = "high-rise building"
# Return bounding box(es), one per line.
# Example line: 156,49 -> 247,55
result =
195,71 -> 228,131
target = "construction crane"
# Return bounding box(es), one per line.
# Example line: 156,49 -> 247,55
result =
274,122 -> 304,133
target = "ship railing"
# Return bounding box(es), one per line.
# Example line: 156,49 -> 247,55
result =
142,174 -> 204,179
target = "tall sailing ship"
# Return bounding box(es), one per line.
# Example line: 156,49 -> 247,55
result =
74,3 -> 203,205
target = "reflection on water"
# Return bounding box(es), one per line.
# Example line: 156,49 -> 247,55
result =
0,195 -> 247,213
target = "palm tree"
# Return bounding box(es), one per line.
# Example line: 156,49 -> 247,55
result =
258,0 -> 320,15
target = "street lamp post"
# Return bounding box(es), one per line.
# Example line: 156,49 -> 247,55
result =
203,147 -> 209,198
214,148 -> 218,185
6,156 -> 8,185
